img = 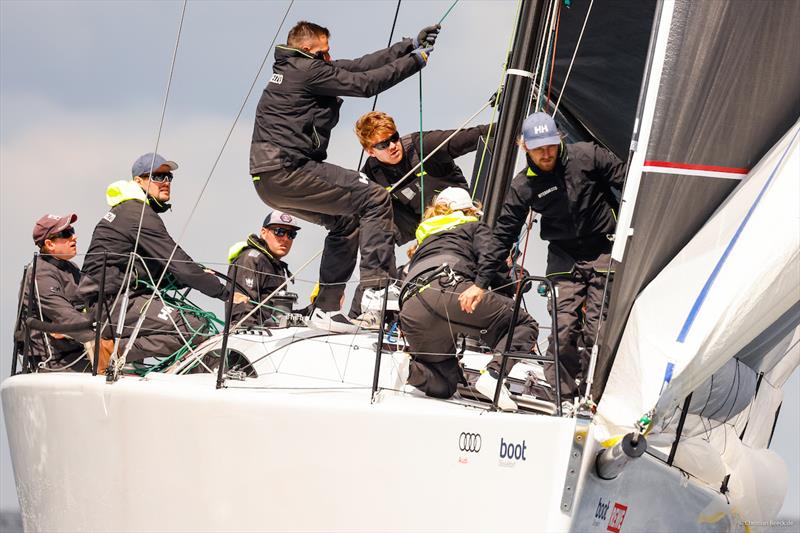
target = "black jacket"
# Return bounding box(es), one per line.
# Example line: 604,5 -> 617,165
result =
362,125 -> 490,244
79,181 -> 227,304
476,142 -> 624,288
227,234 -> 291,326
250,40 -> 422,173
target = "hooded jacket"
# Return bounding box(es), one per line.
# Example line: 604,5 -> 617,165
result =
361,125 -> 490,244
476,142 -> 624,288
250,40 -> 421,173
227,234 -> 291,326
79,180 -> 227,304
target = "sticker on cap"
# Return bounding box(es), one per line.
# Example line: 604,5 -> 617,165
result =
280,213 -> 293,223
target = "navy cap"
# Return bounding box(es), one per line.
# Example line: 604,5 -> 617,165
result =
521,112 -> 561,150
131,153 -> 178,177
263,210 -> 301,230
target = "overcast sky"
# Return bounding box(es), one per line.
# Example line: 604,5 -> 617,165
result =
1,0 -> 797,519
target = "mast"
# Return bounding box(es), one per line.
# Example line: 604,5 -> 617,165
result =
481,0 -> 548,225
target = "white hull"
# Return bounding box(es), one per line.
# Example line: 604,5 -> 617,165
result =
2,330 -> 735,532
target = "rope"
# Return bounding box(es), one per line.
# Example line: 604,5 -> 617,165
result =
418,70 -> 425,218
439,0 -> 460,24
545,2 -> 562,107
552,0 -> 594,116
356,0 -> 402,171
117,0 -> 295,367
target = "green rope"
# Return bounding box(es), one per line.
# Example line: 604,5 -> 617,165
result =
439,0 -> 460,24
418,70 -> 426,219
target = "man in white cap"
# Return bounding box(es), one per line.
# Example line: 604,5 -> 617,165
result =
227,210 -> 302,328
459,112 -> 625,402
396,187 -> 540,410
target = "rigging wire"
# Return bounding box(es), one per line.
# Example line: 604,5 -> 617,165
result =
355,0 -> 402,172
552,0 -> 594,116
545,2 -> 562,108
116,0 -> 295,369
439,0 -> 460,24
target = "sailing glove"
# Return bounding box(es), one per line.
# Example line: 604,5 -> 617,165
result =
414,24 -> 441,48
412,45 -> 434,67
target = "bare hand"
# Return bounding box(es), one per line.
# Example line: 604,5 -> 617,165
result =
50,332 -> 66,340
233,292 -> 249,305
458,284 -> 486,314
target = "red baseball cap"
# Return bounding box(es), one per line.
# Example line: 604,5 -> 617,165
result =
32,213 -> 77,245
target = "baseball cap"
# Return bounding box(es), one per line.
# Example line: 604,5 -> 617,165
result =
434,187 -> 482,215
263,210 -> 301,230
131,153 -> 179,177
521,112 -> 561,150
32,213 -> 77,245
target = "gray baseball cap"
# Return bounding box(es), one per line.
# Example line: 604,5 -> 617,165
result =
263,210 -> 301,230
131,153 -> 178,177
521,112 -> 561,150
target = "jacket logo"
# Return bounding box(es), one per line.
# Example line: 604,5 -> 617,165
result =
358,173 -> 369,185
157,305 -> 174,322
245,277 -> 254,289
538,186 -> 557,198
270,73 -> 283,84
534,124 -> 549,134
248,250 -> 259,258
50,286 -> 61,293
103,212 -> 116,222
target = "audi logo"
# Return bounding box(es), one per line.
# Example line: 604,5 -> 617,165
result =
459,432 -> 482,452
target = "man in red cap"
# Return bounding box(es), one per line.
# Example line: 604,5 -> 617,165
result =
17,214 -> 111,372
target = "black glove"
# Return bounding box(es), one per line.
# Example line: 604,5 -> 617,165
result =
414,24 -> 441,48
412,45 -> 434,67
488,89 -> 501,108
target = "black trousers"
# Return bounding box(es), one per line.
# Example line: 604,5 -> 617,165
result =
254,160 -> 395,312
400,278 -> 539,399
544,253 -> 613,398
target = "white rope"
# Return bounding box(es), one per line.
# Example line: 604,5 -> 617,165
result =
552,0 -> 594,116
535,0 -> 559,112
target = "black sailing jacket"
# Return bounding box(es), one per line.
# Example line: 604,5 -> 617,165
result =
361,125 -> 490,244
250,40 -> 421,173
476,142 -> 625,288
79,181 -> 228,304
227,234 -> 291,326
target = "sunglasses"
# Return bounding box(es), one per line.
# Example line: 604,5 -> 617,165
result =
372,131 -> 400,151
47,227 -> 75,241
142,172 -> 174,183
270,227 -> 298,240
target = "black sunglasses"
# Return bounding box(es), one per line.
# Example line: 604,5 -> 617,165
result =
270,227 -> 298,240
372,131 -> 400,151
47,227 -> 75,241
141,172 -> 174,183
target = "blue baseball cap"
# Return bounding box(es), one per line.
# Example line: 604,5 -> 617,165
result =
131,153 -> 178,177
521,112 -> 561,150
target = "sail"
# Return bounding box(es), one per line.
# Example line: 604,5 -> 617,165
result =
593,0 -> 800,399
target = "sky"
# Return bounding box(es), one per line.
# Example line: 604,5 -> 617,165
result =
1,0 -> 798,520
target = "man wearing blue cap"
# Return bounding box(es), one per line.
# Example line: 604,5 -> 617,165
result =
459,112 -> 625,401
227,210 -> 301,328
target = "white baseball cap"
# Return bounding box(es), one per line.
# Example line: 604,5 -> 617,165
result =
434,187 -> 482,215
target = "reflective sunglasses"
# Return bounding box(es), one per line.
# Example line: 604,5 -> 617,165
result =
141,171 -> 174,182
372,131 -> 400,151
47,227 -> 75,240
270,227 -> 298,240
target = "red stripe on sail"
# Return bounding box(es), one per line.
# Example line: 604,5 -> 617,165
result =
643,160 -> 749,174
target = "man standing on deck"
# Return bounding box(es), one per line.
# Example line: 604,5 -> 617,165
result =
227,210 -> 301,328
249,20 -> 440,333
459,112 -> 625,401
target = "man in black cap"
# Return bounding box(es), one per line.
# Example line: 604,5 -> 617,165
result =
227,210 -> 301,328
17,214 -> 111,372
459,112 -> 625,401
79,152 -> 243,363
249,20 -> 440,333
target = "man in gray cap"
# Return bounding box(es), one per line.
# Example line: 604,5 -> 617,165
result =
227,210 -> 301,328
79,152 -> 243,363
459,112 -> 625,402
17,214 -> 111,372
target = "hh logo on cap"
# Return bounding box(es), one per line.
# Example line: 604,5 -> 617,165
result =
533,125 -> 549,134
280,213 -> 293,223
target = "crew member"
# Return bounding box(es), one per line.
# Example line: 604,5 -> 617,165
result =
79,153 -> 243,362
17,214 -> 111,372
249,20 -> 440,333
460,112 -> 625,400
397,188 -> 539,410
227,210 -> 301,328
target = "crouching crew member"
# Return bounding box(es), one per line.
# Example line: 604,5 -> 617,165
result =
459,112 -> 625,400
227,210 -> 300,328
249,20 -> 440,332
18,214 -> 110,372
79,153 -> 242,362
397,188 -> 539,410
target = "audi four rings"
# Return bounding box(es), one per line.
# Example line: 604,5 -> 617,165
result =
459,432 -> 482,452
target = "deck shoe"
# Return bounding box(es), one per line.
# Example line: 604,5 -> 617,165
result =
475,370 -> 517,411
308,308 -> 360,334
362,284 -> 401,312
352,310 -> 382,330
391,352 -> 411,390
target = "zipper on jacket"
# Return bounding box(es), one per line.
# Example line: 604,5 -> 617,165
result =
312,126 -> 321,149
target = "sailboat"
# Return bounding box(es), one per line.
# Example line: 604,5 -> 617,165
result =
3,0 -> 799,531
